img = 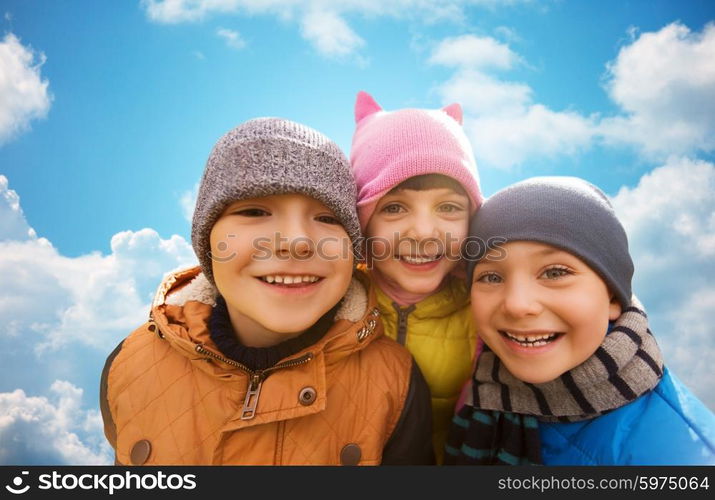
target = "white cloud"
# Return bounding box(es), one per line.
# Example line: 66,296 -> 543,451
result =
180,182 -> 199,223
143,0 -> 240,23
0,175 -> 37,241
466,104 -> 595,169
140,0 -> 517,24
428,34 -> 520,70
600,22 -> 715,157
611,157 -> 715,410
430,35 -> 596,169
0,381 -> 112,465
431,23 -> 715,168
0,176 -> 197,353
300,8 -> 364,58
493,25 -> 521,44
0,230 -> 196,353
437,69 -> 531,116
0,33 -> 51,145
0,176 -> 199,464
140,0 -> 531,58
216,27 -> 246,50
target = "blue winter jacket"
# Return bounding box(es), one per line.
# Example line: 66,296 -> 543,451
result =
539,367 -> 715,465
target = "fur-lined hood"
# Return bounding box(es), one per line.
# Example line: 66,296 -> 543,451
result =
147,266 -> 382,373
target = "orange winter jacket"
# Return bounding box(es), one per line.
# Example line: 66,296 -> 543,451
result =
100,267 -> 434,465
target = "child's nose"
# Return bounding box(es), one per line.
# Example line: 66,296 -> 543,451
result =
276,219 -> 315,259
502,281 -> 542,318
404,213 -> 440,240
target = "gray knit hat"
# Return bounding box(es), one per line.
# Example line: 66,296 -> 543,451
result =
466,177 -> 633,308
191,117 -> 361,285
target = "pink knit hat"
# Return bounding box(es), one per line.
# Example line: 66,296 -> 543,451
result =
350,91 -> 483,230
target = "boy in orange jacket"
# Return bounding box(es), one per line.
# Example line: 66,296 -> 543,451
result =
101,118 -> 433,465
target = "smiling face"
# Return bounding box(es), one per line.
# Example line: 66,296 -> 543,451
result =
365,187 -> 469,296
209,193 -> 354,347
470,241 -> 622,384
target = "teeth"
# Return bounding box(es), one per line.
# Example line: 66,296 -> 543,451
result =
402,255 -> 439,264
503,331 -> 558,345
261,275 -> 320,284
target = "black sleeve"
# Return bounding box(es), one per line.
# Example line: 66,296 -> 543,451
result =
381,358 -> 435,465
100,340 -> 124,451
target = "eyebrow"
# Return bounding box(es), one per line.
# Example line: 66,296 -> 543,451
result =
532,246 -> 564,257
381,189 -> 469,202
476,245 -> 565,264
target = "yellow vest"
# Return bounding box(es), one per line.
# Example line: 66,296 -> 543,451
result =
369,271 -> 477,463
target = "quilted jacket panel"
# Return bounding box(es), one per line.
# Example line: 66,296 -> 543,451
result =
370,270 -> 477,459
104,267 -> 414,465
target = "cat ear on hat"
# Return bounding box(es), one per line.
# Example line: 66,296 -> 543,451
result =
442,103 -> 463,125
355,91 -> 382,123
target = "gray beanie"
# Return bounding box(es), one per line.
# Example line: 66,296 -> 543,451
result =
191,117 -> 361,285
466,177 -> 633,308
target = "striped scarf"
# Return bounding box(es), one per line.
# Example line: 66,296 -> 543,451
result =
445,298 -> 664,465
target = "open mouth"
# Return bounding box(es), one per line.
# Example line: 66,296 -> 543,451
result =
257,274 -> 323,286
499,330 -> 562,347
398,254 -> 442,265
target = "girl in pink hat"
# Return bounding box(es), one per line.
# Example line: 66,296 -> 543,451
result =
350,91 -> 483,462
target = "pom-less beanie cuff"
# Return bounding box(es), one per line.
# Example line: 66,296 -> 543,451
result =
466,177 -> 634,309
191,118 -> 361,285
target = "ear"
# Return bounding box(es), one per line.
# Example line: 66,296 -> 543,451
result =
442,102 -> 463,125
355,91 -> 382,123
608,295 -> 622,321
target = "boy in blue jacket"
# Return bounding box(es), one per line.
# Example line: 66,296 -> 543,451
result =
445,176 -> 715,465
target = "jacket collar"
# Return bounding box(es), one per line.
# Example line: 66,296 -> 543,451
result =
149,266 -> 382,374
371,271 -> 470,319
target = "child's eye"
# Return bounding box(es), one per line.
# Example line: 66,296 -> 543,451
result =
437,203 -> 464,213
475,272 -> 502,284
540,266 -> 573,280
233,208 -> 269,217
316,214 -> 341,225
381,203 -> 405,214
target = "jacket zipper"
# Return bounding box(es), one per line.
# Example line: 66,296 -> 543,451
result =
194,344 -> 313,420
392,302 -> 416,346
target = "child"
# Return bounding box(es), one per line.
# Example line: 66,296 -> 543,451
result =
445,176 -> 715,465
100,118 -> 434,465
350,91 -> 484,460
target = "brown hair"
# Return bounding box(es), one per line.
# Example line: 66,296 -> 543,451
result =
389,174 -> 467,197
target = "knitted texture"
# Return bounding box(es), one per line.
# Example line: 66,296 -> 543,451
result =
191,118 -> 360,284
350,91 -> 483,229
468,298 -> 662,421
445,300 -> 663,465
445,408 -> 541,465
466,176 -> 634,308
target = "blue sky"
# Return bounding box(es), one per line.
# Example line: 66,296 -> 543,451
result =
0,0 -> 713,464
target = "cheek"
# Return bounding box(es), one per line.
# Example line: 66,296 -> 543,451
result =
566,287 -> 612,326
443,221 -> 468,255
365,219 -> 388,240
365,219 -> 400,247
334,256 -> 355,286
316,236 -> 349,259
470,291 -> 493,326
209,224 -> 243,266
366,236 -> 394,261
315,233 -> 354,274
